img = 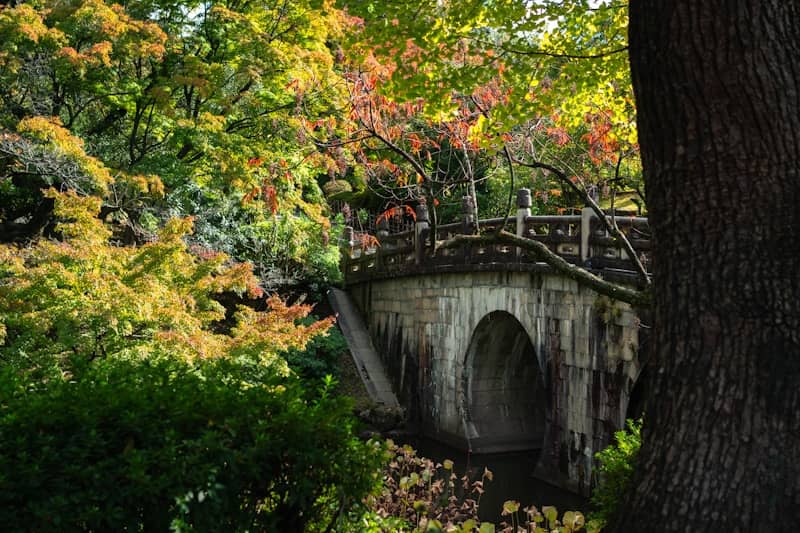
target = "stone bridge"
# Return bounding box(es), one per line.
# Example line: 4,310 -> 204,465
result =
340,190 -> 650,494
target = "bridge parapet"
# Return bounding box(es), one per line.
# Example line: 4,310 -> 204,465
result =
342,189 -> 651,286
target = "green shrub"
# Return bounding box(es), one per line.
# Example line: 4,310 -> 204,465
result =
286,317 -> 349,382
0,357 -> 382,531
589,418 -> 642,527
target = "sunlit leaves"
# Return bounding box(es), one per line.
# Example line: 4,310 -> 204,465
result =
15,116 -> 113,191
0,190 -> 331,379
337,0 -> 643,217
0,0 -> 348,287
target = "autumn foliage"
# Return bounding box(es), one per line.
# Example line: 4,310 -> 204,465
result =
0,189 -> 379,531
0,189 -> 332,379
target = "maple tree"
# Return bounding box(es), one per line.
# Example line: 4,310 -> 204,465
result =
309,70 -> 488,230
0,4 -> 395,529
0,0 -> 349,288
325,0 -> 649,298
339,5 -> 633,181
0,189 -> 332,380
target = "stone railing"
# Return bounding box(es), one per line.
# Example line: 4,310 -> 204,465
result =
341,189 -> 651,286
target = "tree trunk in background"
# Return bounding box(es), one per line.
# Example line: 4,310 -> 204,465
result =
617,2 -> 800,531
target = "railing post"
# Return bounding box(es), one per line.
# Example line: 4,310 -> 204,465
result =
415,201 -> 430,266
516,189 -> 531,236
342,225 -> 355,253
516,188 -> 531,257
461,195 -> 476,235
374,218 -> 389,273
341,225 -> 355,278
376,217 -> 389,241
580,206 -> 594,263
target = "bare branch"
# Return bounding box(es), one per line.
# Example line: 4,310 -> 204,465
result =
497,145 -> 516,236
360,117 -> 430,185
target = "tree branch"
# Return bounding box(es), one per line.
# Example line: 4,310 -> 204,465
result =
363,120 -> 430,185
440,229 -> 650,307
500,45 -> 629,60
513,157 -> 651,286
497,145 -> 516,236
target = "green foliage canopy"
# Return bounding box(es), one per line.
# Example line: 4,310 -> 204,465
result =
0,356 -> 382,531
0,189 -> 332,380
0,0 -> 349,286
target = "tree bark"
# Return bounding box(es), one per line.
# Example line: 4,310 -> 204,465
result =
617,2 -> 800,531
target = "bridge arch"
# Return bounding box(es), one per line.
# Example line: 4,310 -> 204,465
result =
462,310 -> 547,454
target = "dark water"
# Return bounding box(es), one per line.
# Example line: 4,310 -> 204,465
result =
403,436 -> 588,524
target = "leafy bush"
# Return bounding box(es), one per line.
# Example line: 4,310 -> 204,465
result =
500,503 -> 591,533
0,189 -> 332,380
350,440 -> 489,532
177,182 -> 343,294
589,418 -> 642,527
341,441 -> 593,533
0,190 -> 378,530
0,357 -> 382,531
286,317 -> 349,382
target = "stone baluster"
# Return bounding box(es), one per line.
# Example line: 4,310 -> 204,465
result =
461,195 -> 476,235
415,201 -> 430,266
373,218 -> 389,272
580,206 -> 594,263
516,189 -> 531,257
341,226 -> 356,277
460,195 -> 477,263
376,217 -> 389,241
342,226 -> 355,256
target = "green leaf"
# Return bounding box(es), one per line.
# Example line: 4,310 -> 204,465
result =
461,518 -> 477,530
479,522 -> 496,533
502,500 -> 520,515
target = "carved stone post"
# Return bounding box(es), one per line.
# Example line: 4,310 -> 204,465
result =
376,217 -> 389,241
461,195 -> 476,235
580,206 -> 594,263
415,202 -> 430,266
342,226 -> 355,255
341,226 -> 355,278
516,188 -> 532,257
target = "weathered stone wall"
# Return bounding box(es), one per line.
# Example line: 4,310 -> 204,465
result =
348,270 -> 642,495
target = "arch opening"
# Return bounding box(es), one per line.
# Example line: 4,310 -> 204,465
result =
463,311 -> 547,454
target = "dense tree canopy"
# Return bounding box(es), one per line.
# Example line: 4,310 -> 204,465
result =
0,0 -> 351,288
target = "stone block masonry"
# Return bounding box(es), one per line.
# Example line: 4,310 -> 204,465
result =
348,271 -> 643,496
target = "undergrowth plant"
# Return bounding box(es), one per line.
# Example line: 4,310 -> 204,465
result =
286,316 -> 349,382
589,418 -> 643,528
0,357 -> 382,531
345,442 -> 595,533
357,440 -> 491,532
498,501 -> 593,533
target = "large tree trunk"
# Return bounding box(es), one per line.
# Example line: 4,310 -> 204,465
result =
617,2 -> 800,531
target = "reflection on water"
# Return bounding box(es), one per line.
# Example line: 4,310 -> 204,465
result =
403,436 -> 588,524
